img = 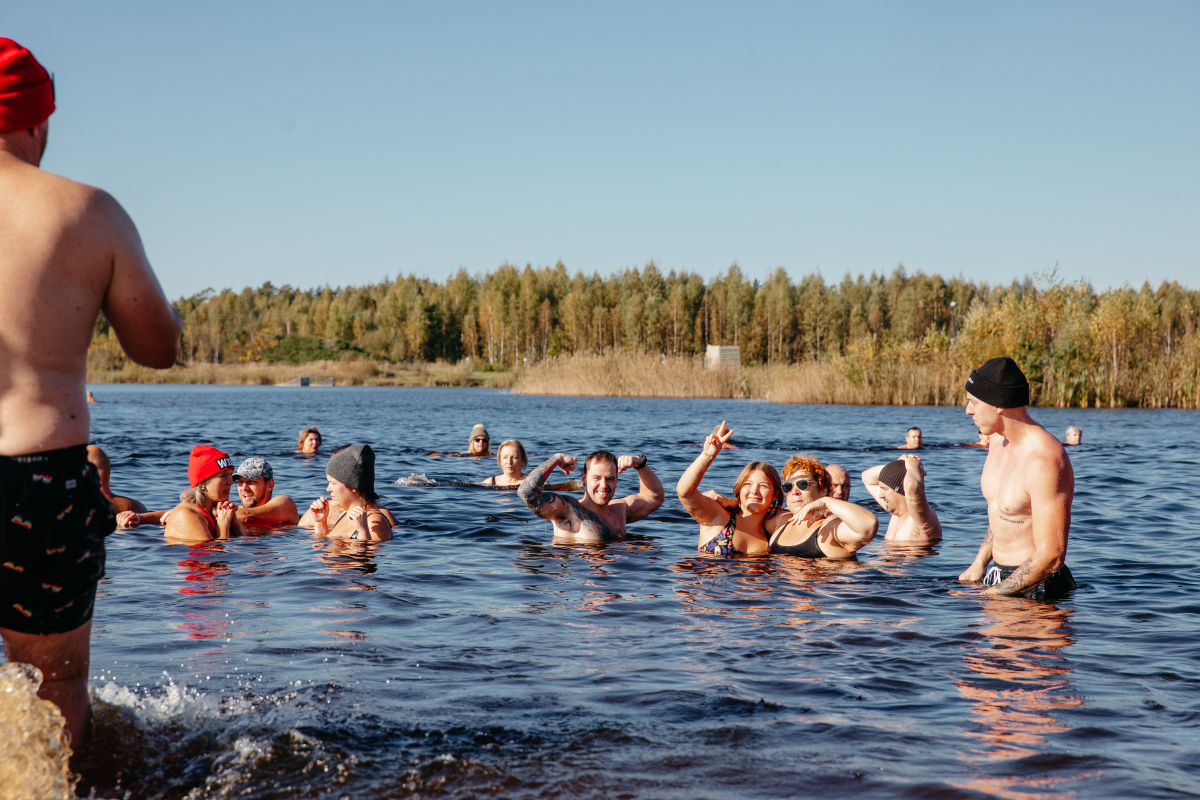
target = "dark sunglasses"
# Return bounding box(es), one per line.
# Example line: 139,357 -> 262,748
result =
781,479 -> 811,493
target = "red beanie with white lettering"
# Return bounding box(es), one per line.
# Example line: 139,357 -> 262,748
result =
0,38 -> 55,133
189,445 -> 232,487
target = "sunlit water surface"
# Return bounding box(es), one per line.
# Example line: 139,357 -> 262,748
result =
6,386 -> 1199,799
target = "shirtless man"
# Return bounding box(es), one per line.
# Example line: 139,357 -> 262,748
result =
86,445 -> 147,513
898,427 -> 923,449
517,450 -> 664,543
1064,425 -> 1082,446
232,458 -> 298,526
0,37 -> 181,750
827,464 -> 851,501
958,357 -> 1075,598
862,455 -> 942,542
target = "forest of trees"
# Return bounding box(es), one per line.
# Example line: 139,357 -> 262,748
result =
89,262 -> 1200,408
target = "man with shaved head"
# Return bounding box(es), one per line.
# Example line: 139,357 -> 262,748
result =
826,464 -> 851,501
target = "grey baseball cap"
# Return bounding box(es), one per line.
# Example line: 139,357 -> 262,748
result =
233,457 -> 273,481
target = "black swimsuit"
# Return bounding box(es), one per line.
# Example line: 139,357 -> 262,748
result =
768,519 -> 827,558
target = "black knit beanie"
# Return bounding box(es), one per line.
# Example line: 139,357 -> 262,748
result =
326,443 -> 375,494
878,460 -> 907,493
965,357 -> 1030,408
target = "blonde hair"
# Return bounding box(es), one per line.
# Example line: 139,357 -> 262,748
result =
731,461 -> 784,516
496,440 -> 528,471
781,454 -> 831,494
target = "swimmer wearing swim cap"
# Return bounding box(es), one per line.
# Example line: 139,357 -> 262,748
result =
959,357 -> 1076,599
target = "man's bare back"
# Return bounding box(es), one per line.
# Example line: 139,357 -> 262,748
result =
0,130 -> 180,455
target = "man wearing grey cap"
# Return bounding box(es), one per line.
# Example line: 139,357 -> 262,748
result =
234,457 -> 299,527
861,455 -> 941,542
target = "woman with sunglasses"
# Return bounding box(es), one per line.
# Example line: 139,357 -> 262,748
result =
677,421 -> 784,557
768,454 -> 878,558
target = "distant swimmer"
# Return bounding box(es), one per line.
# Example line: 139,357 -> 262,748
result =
481,439 -> 529,487
232,458 -> 298,526
518,450 -> 664,543
435,423 -> 494,457
0,37 -> 181,749
160,445 -> 247,542
86,445 -> 147,514
86,390 -> 98,403
1064,425 -> 1082,446
960,431 -> 991,448
897,427 -> 923,450
959,357 -> 1075,598
767,455 -> 878,558
298,427 -> 322,455
308,444 -> 393,541
862,455 -> 942,542
677,421 -> 781,556
826,463 -> 851,501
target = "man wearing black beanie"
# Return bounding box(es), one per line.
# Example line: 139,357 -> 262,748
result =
959,357 -> 1076,598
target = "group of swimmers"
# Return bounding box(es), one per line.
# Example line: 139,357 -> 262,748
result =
0,36 -> 1080,755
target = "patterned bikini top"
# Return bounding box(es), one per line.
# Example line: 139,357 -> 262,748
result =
699,511 -> 742,558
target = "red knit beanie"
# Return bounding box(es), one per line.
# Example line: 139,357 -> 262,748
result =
189,445 -> 232,487
0,37 -> 55,133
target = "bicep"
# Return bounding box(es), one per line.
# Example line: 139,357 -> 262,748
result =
100,194 -> 181,367
620,493 -> 663,523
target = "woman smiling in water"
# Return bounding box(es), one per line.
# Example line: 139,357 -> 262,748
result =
308,444 -> 393,542
677,421 -> 784,556
767,454 -> 878,558
481,440 -> 529,487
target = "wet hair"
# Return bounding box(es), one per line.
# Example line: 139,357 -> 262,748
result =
298,427 -> 322,450
732,461 -> 784,517
496,440 -> 528,471
781,454 -> 831,495
583,450 -> 618,478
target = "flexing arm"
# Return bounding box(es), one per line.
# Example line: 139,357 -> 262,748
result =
900,455 -> 941,539
861,464 -> 887,506
985,452 -> 1072,596
99,191 -> 182,368
617,456 -> 665,522
237,495 -> 300,526
825,497 -> 880,550
517,455 -> 574,520
676,422 -> 735,525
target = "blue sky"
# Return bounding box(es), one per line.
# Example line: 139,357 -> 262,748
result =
5,1 -> 1198,299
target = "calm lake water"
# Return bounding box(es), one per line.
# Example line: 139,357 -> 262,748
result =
8,385 -> 1200,799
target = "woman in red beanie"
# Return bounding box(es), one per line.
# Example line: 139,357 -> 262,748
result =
163,445 -> 247,542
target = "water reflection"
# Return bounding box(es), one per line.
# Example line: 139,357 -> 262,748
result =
954,597 -> 1084,799
172,543 -> 232,639
312,538 -> 380,639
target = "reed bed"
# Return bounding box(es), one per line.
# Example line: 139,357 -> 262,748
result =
87,357 -> 513,388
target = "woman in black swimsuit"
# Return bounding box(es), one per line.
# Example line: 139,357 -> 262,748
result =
767,454 -> 878,558
308,444 -> 393,542
677,421 -> 784,557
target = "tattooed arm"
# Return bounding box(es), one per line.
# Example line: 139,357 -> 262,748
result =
959,526 -> 993,583
517,454 -> 575,521
984,449 -> 1072,596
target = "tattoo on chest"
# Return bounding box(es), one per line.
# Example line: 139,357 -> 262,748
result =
998,514 -> 1026,525
563,497 -> 621,539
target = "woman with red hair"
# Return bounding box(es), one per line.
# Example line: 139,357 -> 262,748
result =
767,453 -> 878,558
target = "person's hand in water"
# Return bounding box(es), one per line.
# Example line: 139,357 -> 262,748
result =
704,421 -> 734,460
117,510 -> 141,528
348,506 -> 370,539
958,564 -> 985,583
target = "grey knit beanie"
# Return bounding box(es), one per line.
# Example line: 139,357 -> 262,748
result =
326,443 -> 375,494
878,459 -> 907,493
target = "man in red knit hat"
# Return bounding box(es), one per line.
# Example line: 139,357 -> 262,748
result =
0,37 -> 182,751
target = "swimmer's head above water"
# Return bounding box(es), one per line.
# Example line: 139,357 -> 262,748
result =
234,457 -> 275,507
326,443 -> 378,503
468,424 -> 491,455
965,357 -> 1030,435
732,460 -> 784,517
298,427 -> 322,455
497,440 -> 528,475
826,463 -> 851,501
185,444 -> 234,505
781,454 -> 830,515
1065,425 -> 1082,445
583,450 -> 619,506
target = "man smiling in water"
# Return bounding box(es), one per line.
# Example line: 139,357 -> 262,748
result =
959,357 -> 1076,598
232,457 -> 299,526
518,451 -> 664,543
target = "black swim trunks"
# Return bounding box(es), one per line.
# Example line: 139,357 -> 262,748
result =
984,562 -> 1076,600
0,444 -> 115,634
